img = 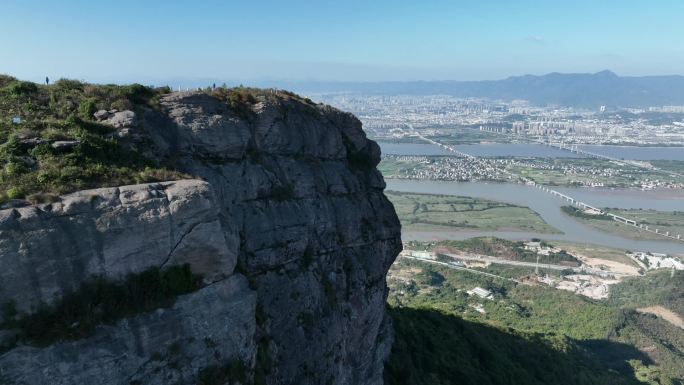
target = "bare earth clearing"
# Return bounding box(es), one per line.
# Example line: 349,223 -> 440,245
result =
636,306 -> 684,329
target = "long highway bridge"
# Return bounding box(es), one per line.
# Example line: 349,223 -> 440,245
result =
543,142 -> 620,161
404,126 -> 684,244
475,125 -> 684,178
541,141 -> 684,178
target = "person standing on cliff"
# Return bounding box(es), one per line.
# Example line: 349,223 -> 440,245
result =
45,76 -> 49,85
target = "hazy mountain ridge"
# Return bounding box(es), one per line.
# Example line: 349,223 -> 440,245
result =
267,71 -> 684,108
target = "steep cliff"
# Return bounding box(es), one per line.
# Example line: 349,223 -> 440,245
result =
0,87 -> 401,385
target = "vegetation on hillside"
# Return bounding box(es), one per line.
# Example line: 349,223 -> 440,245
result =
386,307 -> 643,385
0,75 -> 189,203
209,86 -> 318,121
431,237 -> 580,265
386,257 -> 684,385
0,76 -> 328,204
607,270 -> 684,317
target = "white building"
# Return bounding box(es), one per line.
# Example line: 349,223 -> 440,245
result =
410,251 -> 434,260
467,287 -> 493,300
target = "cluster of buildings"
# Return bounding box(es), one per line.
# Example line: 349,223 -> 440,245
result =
522,241 -> 560,255
511,119 -> 577,135
510,158 -> 683,189
380,154 -> 683,189
318,94 -> 684,146
466,287 -> 493,300
381,155 -> 510,182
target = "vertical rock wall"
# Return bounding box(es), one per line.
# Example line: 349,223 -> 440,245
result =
0,91 -> 401,385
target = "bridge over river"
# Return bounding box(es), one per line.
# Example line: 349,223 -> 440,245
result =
405,127 -> 683,244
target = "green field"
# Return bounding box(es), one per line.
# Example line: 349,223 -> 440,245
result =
386,191 -> 559,233
507,158 -> 684,187
651,160 -> 684,175
378,158 -> 429,178
386,257 -> 684,385
564,207 -> 684,242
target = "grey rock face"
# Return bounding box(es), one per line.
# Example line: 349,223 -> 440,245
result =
93,109 -> 111,121
17,138 -> 48,149
0,179 -> 235,313
145,92 -> 402,385
50,140 -> 81,150
0,91 -> 401,385
0,200 -> 29,210
101,110 -> 137,128
0,275 -> 256,385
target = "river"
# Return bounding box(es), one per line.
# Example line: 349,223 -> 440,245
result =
386,179 -> 684,256
379,142 -> 684,160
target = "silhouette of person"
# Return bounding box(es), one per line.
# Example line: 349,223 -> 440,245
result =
45,77 -> 49,85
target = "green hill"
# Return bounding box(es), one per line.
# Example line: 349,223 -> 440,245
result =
386,257 -> 684,385
386,307 -> 644,385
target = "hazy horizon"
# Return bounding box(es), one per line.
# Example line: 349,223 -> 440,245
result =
5,70 -> 684,90
2,1 -> 684,84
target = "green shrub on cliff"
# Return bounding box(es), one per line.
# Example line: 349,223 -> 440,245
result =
0,77 -> 187,202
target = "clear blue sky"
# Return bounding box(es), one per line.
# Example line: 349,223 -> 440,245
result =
1,0 -> 683,84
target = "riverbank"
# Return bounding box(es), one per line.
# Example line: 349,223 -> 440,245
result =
386,179 -> 684,256
563,207 -> 684,242
385,190 -> 559,234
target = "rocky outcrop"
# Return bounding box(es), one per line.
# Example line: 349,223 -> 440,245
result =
146,92 -> 402,385
0,90 -> 401,385
0,275 -> 256,385
94,109 -> 137,128
0,180 -> 233,314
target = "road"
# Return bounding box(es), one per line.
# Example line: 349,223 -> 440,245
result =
401,255 -> 520,283
437,252 -> 630,277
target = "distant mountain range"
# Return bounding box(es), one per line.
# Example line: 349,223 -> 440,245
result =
262,71 -> 684,108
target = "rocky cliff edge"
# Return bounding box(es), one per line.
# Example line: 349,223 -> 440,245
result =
0,90 -> 402,385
